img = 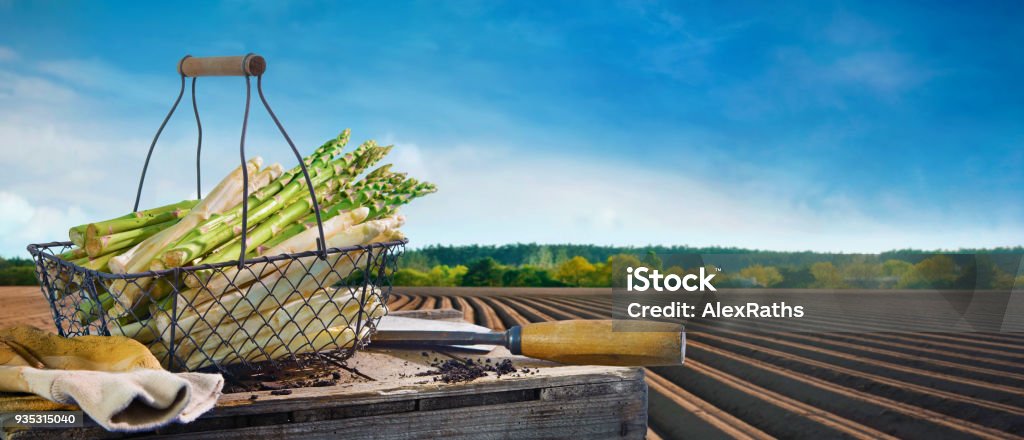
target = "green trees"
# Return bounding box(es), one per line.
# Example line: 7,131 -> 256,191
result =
810,262 -> 845,288
992,270 -> 1024,290
393,268 -> 431,286
843,259 -> 882,288
8,242 -> 1021,289
393,264 -> 467,287
390,245 -> 1022,289
0,258 -> 36,286
524,246 -> 555,268
458,258 -> 567,287
0,266 -> 36,285
461,257 -> 505,287
882,260 -> 913,278
393,254 -> 659,288
738,264 -> 783,287
502,266 -> 563,287
391,251 -> 1018,289
776,266 -> 813,288
897,255 -> 958,289
554,256 -> 596,287
429,265 -> 468,286
607,254 -> 642,288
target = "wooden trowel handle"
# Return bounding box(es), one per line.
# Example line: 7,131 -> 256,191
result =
510,320 -> 684,366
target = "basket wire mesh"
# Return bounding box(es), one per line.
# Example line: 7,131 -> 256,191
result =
28,240 -> 404,373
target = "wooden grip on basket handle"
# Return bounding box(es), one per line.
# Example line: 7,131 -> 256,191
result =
178,54 -> 266,77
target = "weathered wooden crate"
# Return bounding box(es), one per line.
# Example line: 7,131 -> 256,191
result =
4,310 -> 648,439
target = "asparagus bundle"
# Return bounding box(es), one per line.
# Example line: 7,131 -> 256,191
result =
157,168 -> 340,268
182,164 -> 434,289
56,128 -> 434,369
159,141 -> 391,269
182,207 -> 371,291
163,135 -> 358,256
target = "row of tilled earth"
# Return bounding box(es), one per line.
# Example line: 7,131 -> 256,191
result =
388,287 -> 1024,440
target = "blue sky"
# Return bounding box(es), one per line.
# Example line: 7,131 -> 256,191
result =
0,0 -> 1021,256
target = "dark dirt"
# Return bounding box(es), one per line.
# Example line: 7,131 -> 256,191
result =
218,364 -> 345,393
415,357 -> 526,383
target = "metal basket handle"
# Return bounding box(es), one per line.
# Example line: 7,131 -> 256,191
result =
132,54 -> 329,269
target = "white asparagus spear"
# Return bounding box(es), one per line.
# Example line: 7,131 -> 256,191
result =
182,207 -> 370,290
205,288 -> 377,362
109,158 -> 268,274
175,215 -> 402,316
176,289 -> 383,370
156,232 -> 401,372
164,225 -> 403,355
102,227 -> 401,348
107,158 -> 274,314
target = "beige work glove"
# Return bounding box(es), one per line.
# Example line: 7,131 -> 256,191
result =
0,326 -> 223,432
0,326 -> 161,371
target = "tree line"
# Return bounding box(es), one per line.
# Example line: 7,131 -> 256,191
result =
2,244 -> 1021,289
0,257 -> 38,285
396,244 -> 1024,289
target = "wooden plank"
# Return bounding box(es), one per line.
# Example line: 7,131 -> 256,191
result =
388,308 -> 465,322
418,388 -> 539,411
213,363 -> 642,417
148,377 -> 647,439
9,358 -> 644,440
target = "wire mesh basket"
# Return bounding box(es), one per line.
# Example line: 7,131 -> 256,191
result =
28,240 -> 403,373
26,54 -> 406,374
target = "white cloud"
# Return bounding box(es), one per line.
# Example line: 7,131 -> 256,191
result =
0,191 -> 88,257
0,56 -> 260,257
0,66 -> 148,211
387,140 -> 1023,252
